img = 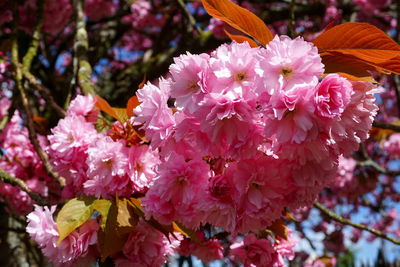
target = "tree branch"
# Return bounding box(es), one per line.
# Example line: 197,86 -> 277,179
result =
11,5 -> 62,187
22,0 -> 44,70
73,0 -> 96,95
313,202 -> 400,246
372,121 -> 400,132
176,0 -> 202,34
0,169 -> 45,205
21,67 -> 66,118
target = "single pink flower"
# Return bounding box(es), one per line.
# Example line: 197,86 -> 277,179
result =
315,74 -> 353,119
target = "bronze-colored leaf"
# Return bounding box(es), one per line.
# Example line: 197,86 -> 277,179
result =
202,0 -> 273,46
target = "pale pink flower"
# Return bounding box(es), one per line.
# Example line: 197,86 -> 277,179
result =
264,93 -> 318,144
127,144 -> 160,191
207,41 -> 262,101
47,115 -> 98,194
169,52 -> 210,113
258,35 -> 324,97
273,229 -> 298,266
195,95 -> 263,159
330,80 -> 378,155
26,205 -> 58,249
84,136 -> 130,198
48,115 -> 98,159
134,79 -> 175,148
67,94 -> 99,122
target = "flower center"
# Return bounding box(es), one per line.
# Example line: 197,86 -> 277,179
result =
281,68 -> 293,78
236,72 -> 246,81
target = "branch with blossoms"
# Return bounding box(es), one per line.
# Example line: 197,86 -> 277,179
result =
314,202 -> 400,246
1,0 -> 400,266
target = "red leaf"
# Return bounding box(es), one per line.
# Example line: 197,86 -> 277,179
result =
224,29 -> 258,47
95,96 -> 128,122
126,95 -> 140,118
267,219 -> 288,240
95,96 -> 118,120
202,0 -> 273,46
313,23 -> 400,75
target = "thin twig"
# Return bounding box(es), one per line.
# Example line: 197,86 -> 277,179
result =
295,222 -> 316,250
11,4 -> 62,187
73,0 -> 96,95
314,202 -> 400,246
176,0 -> 203,34
21,67 -> 66,117
0,169 -> 45,205
372,121 -> 400,132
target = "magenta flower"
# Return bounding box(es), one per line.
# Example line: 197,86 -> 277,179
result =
315,74 -> 353,119
230,234 -> 275,267
142,153 -> 211,228
114,219 -> 180,267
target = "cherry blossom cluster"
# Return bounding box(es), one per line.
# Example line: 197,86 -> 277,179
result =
46,95 -> 159,199
0,112 -> 57,214
25,35 -> 379,266
137,37 -> 378,233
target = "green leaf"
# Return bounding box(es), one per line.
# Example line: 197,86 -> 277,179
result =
92,199 -> 112,231
56,197 -> 96,244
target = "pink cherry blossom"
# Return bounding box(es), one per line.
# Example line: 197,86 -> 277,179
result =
169,52 -> 210,113
26,205 -> 99,266
67,94 -> 99,122
134,79 -> 175,148
178,233 -> 224,263
114,219 -> 180,267
230,234 -> 276,267
315,74 -> 353,119
84,136 -> 130,198
258,35 -> 324,97
142,153 -> 211,228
